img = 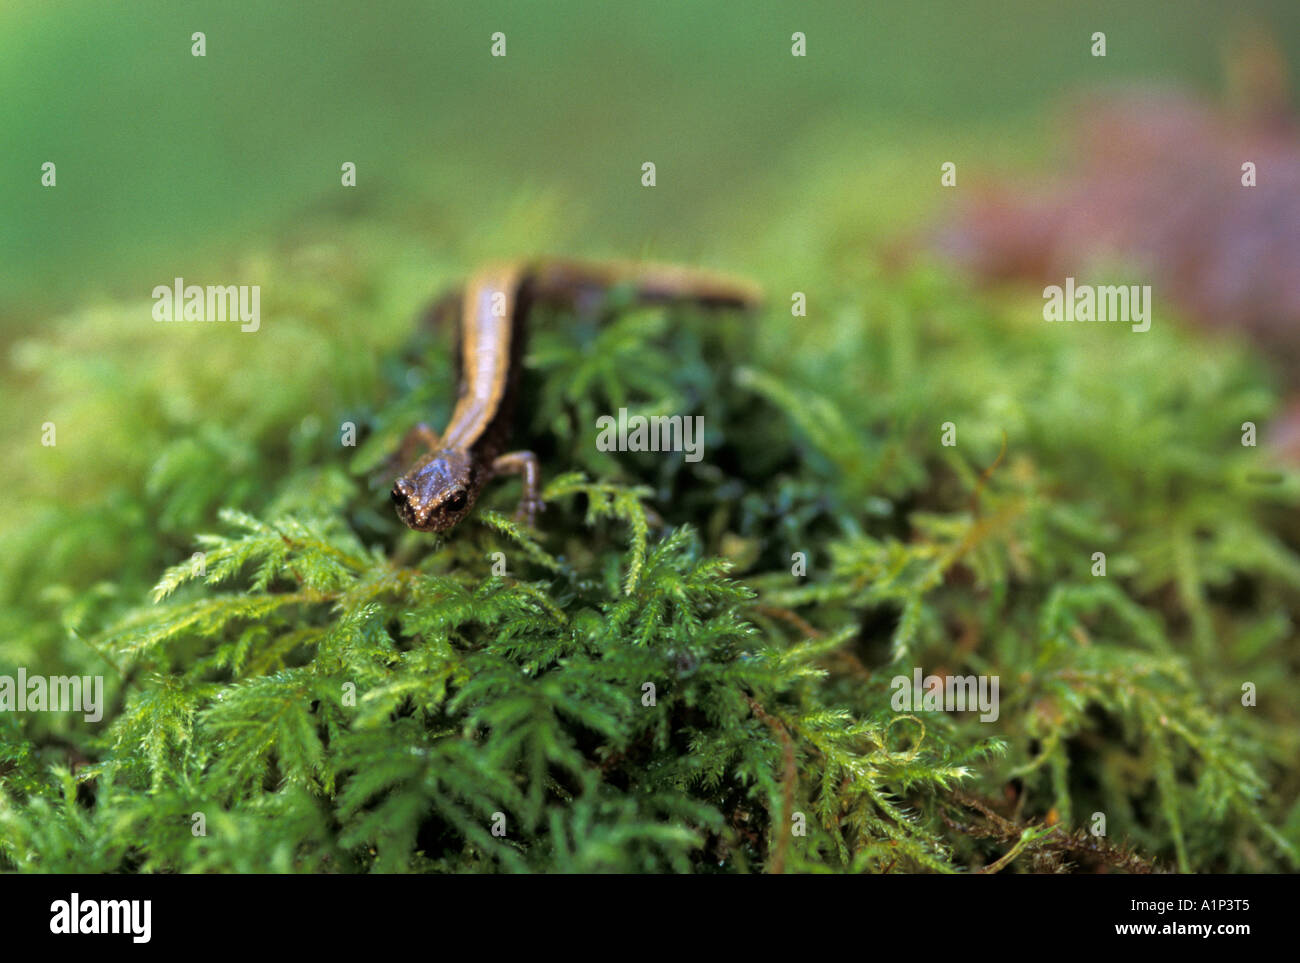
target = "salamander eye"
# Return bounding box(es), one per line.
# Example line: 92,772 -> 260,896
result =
390,487 -> 406,506
444,489 -> 468,512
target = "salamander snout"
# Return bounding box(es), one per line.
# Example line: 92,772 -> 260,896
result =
391,452 -> 478,532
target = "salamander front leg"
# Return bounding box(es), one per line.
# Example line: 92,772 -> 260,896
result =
398,423 -> 441,465
381,422 -> 441,486
491,451 -> 544,527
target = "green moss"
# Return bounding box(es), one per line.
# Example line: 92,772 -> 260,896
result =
2,223 -> 1297,873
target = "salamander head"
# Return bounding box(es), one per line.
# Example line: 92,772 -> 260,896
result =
391,450 -> 479,532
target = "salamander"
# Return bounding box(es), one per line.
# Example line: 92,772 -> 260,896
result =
391,259 -> 762,532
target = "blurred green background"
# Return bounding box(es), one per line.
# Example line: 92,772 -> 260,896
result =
4,0 -> 1298,325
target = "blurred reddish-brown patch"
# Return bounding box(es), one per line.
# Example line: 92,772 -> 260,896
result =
933,36 -> 1300,458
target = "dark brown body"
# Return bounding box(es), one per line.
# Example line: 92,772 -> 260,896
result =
391,259 -> 761,532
